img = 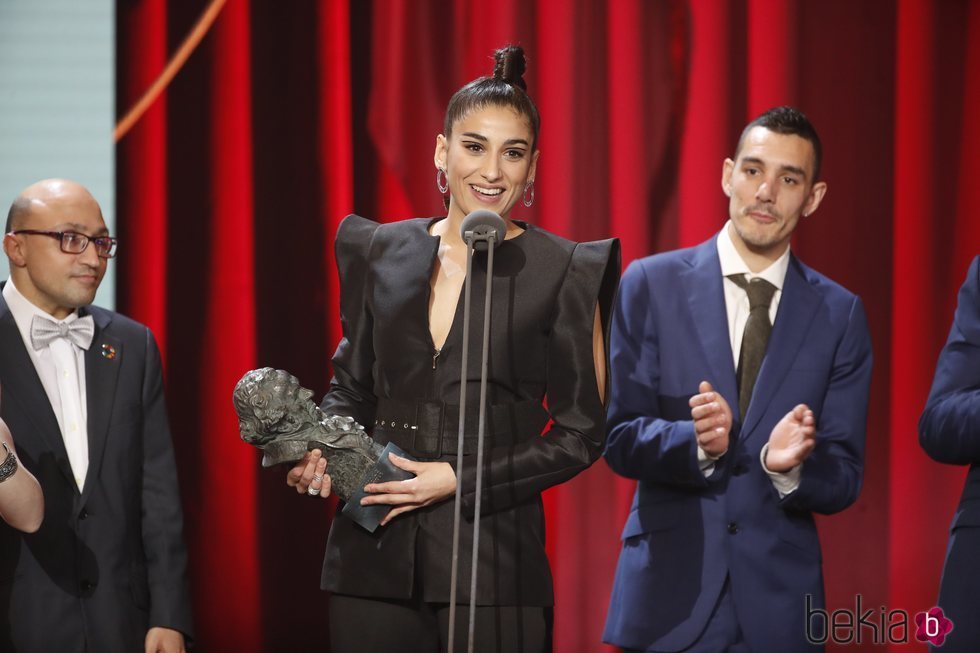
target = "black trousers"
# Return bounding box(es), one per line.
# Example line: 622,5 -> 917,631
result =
329,593 -> 552,653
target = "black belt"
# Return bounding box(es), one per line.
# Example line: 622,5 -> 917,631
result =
372,398 -> 550,459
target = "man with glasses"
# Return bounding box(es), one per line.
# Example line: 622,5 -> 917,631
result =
0,179 -> 192,652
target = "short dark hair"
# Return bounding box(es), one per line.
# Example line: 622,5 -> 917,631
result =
4,196 -> 30,234
443,45 -> 541,150
735,106 -> 823,180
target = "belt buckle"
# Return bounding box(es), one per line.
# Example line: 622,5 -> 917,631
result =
413,400 -> 445,458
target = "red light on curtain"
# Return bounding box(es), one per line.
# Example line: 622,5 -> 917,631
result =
196,0 -> 261,649
318,0 -> 354,351
678,0 -> 735,247
953,2 -> 980,274
534,0 -> 574,238
608,0 -> 649,266
118,0 -> 169,353
746,0 -> 797,117
890,0 -> 940,618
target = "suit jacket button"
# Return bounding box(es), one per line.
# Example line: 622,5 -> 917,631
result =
81,580 -> 94,592
732,464 -> 748,476
79,509 -> 89,520
727,521 -> 739,534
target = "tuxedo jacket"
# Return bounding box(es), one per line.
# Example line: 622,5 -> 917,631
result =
603,236 -> 873,652
0,293 -> 193,652
919,255 -> 980,652
320,215 -> 620,606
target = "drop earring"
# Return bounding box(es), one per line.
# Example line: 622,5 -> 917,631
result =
523,181 -> 535,208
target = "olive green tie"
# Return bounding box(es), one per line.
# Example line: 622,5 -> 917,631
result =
728,274 -> 778,421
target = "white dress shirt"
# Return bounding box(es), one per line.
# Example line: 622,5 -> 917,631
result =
717,222 -> 789,365
3,279 -> 90,490
696,223 -> 800,496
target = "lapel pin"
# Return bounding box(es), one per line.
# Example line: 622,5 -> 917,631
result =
101,343 -> 117,360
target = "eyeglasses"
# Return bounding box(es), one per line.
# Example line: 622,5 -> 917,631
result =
9,230 -> 118,259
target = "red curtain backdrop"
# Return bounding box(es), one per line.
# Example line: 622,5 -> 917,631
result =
115,1 -> 980,651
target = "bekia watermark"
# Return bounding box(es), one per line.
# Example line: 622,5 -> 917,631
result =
805,594 -> 954,646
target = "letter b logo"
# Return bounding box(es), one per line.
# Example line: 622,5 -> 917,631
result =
914,607 -> 953,646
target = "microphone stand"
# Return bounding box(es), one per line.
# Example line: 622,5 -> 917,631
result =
447,218 -> 501,653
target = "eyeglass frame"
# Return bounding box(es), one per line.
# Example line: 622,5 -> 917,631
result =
7,230 -> 118,259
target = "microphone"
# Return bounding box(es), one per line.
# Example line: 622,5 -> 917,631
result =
448,208 -> 506,653
460,210 -> 506,251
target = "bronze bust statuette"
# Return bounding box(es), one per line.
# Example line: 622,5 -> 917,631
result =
234,367 -> 413,531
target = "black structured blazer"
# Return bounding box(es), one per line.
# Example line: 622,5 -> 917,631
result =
0,292 -> 193,652
320,215 -> 620,606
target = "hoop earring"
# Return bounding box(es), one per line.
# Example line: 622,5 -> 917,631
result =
436,168 -> 449,194
523,181 -> 535,208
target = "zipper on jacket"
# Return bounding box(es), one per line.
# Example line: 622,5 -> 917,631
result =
432,348 -> 441,369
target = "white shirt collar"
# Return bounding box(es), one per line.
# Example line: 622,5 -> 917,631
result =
716,220 -> 791,290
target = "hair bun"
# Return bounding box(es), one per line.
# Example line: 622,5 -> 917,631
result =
492,45 -> 528,91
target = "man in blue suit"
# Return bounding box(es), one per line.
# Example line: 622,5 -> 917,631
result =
919,255 -> 980,652
603,107 -> 873,652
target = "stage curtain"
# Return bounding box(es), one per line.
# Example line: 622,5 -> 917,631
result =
889,0 -> 980,635
115,1 -> 980,651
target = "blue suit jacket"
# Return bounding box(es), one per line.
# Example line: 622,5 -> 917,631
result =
919,255 -> 980,652
602,236 -> 872,652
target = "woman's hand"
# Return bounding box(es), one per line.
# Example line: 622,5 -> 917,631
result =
0,420 -> 44,533
360,454 -> 457,526
285,449 -> 332,498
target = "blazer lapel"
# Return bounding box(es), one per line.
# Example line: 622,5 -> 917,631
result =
680,239 -> 739,411
741,255 -> 820,435
81,307 -> 120,502
0,297 -> 75,486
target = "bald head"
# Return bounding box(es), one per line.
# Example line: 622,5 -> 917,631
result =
5,179 -> 102,233
3,178 -> 109,319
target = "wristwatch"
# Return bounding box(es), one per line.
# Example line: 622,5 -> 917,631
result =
0,442 -> 17,482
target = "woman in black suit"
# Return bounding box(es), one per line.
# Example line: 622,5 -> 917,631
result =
288,45 -> 619,653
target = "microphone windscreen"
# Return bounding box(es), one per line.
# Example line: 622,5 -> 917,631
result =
460,210 -> 506,250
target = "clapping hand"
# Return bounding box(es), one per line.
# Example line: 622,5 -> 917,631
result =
765,404 -> 816,472
689,381 -> 732,458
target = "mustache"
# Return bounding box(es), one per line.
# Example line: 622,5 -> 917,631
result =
743,205 -> 783,220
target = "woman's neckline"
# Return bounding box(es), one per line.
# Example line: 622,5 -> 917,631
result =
426,216 -> 530,243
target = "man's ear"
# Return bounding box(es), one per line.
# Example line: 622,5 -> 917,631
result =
721,158 -> 735,197
3,234 -> 26,268
802,181 -> 828,217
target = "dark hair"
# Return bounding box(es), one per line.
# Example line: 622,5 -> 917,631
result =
5,196 -> 29,234
443,45 -> 541,150
735,106 -> 823,180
